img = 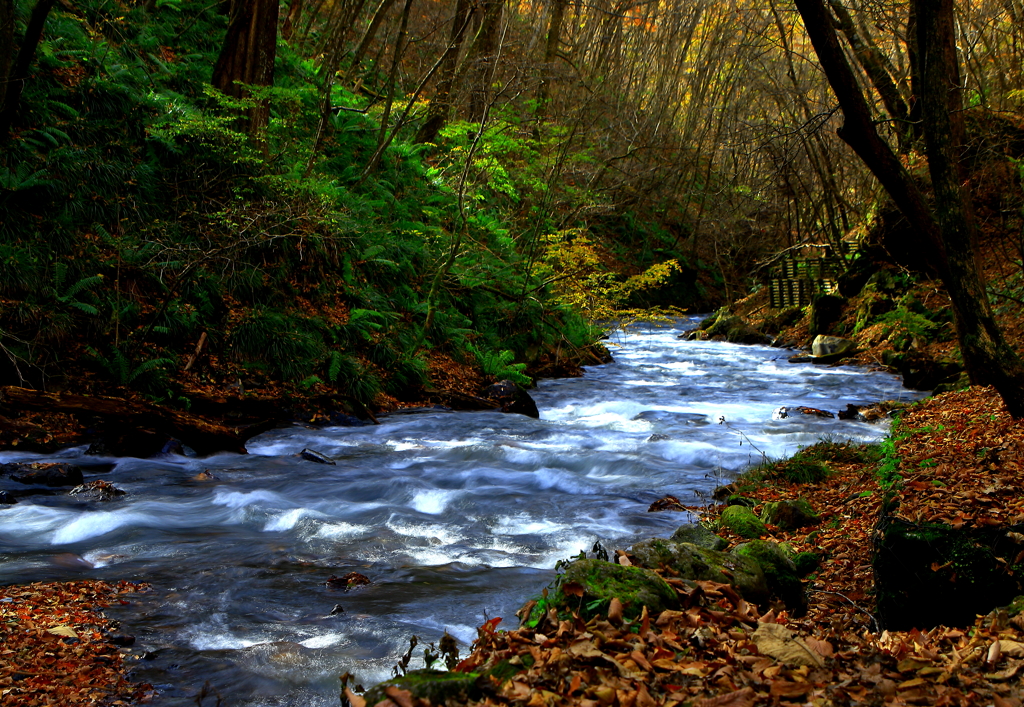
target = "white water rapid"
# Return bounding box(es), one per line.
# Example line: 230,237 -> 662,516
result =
0,318 -> 926,705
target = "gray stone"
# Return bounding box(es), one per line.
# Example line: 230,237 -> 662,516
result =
811,335 -> 856,358
631,538 -> 768,604
671,524 -> 728,550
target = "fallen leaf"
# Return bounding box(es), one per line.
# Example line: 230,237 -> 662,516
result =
752,623 -> 824,667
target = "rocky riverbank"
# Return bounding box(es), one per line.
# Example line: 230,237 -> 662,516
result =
358,386 -> 1024,707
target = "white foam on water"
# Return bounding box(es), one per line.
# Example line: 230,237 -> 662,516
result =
299,633 -> 347,649
264,508 -> 323,532
492,514 -> 572,536
409,488 -> 456,515
50,510 -> 151,545
212,488 -> 283,509
315,521 -> 372,540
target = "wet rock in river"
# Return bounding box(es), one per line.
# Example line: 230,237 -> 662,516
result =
69,480 -> 127,501
482,380 -> 540,419
300,448 -> 336,465
0,490 -> 16,505
2,462 -> 84,487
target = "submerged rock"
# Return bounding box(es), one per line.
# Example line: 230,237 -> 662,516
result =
0,490 -> 16,505
2,462 -> 84,487
630,538 -> 768,604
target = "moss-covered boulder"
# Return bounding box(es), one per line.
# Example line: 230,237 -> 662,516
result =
706,315 -> 769,345
760,499 -> 819,530
362,669 -> 483,706
631,538 -> 768,604
874,517 -> 1024,629
671,524 -> 728,550
733,540 -> 807,614
719,505 -> 766,538
529,559 -> 678,624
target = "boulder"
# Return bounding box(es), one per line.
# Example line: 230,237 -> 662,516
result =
706,315 -> 770,345
811,335 -> 856,359
719,505 -> 766,538
0,490 -> 16,505
760,499 -> 819,531
69,480 -> 126,501
363,670 -> 483,707
671,524 -> 728,550
2,462 -> 84,487
874,516 -> 1024,629
482,380 -> 540,419
529,559 -> 678,623
300,448 -> 336,465
733,540 -> 807,614
630,538 -> 768,604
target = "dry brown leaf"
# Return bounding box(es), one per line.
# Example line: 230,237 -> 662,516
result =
383,686 -> 416,707
694,686 -> 756,707
608,597 -> 624,625
752,623 -> 824,667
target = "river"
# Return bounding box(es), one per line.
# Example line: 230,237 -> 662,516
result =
0,318 -> 925,705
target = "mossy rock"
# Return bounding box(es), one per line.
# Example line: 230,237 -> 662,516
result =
793,552 -> 821,576
362,670 -> 482,706
733,540 -> 807,614
719,505 -> 766,538
529,559 -> 679,625
1006,596 -> 1024,617
671,524 -> 728,550
706,315 -> 768,345
760,499 -> 819,531
631,538 -> 768,604
726,495 -> 756,509
874,517 -> 1024,629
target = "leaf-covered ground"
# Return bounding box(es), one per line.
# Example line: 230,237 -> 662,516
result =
8,388 -> 1024,706
0,580 -> 151,706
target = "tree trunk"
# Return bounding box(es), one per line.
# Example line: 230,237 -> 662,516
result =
914,0 -> 1024,414
793,0 -> 1024,417
534,0 -> 566,120
343,0 -> 398,83
211,0 -> 280,137
0,0 -> 14,110
414,0 -> 473,144
0,0 -> 55,143
466,0 -> 503,124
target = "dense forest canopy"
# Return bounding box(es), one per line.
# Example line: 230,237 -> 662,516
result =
0,0 -> 1022,417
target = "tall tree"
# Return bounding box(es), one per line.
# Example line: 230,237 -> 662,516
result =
414,0 -> 474,144
212,0 -> 280,137
793,0 -> 1024,417
0,0 -> 55,143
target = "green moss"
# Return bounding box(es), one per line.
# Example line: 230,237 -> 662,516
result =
719,505 -> 766,538
531,559 -> 679,624
671,524 -> 728,550
733,539 -> 806,613
362,670 -> 482,706
760,498 -> 819,530
630,538 -> 768,604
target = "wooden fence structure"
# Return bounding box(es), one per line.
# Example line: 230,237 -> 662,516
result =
766,244 -> 854,308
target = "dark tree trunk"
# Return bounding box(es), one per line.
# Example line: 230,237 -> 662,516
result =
535,0 -> 566,118
212,0 -> 280,137
914,0 -> 1024,414
0,0 -> 55,143
344,0 -> 398,82
414,0 -> 473,144
793,0 -> 1024,417
467,0 -> 503,123
0,0 -> 14,109
281,0 -> 303,41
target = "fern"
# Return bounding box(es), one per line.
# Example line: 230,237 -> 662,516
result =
467,344 -> 532,386
88,346 -> 174,387
0,163 -> 52,191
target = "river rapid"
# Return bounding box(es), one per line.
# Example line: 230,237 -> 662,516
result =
0,319 -> 926,705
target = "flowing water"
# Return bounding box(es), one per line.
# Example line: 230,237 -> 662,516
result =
0,319 -> 926,705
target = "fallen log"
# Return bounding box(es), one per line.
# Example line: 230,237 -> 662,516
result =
0,386 -> 275,456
